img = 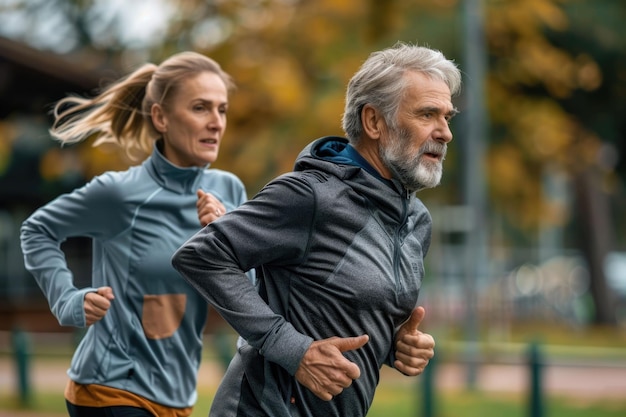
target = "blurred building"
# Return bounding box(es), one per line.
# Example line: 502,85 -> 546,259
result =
0,36 -> 106,333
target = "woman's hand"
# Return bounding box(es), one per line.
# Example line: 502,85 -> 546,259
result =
196,189 -> 226,226
84,286 -> 115,326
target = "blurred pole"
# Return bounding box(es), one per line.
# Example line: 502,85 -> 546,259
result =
420,353 -> 436,417
528,341 -> 545,417
11,328 -> 32,406
461,0 -> 488,390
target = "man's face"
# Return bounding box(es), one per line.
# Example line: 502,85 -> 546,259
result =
380,71 -> 457,191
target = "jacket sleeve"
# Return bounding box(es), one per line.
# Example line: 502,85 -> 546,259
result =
20,173 -> 123,327
172,173 -> 316,375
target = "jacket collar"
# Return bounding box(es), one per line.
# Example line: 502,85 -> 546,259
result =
143,140 -> 207,194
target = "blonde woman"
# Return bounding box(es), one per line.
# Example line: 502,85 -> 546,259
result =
21,51 -> 248,417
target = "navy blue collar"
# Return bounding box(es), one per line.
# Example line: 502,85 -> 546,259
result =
316,140 -> 394,188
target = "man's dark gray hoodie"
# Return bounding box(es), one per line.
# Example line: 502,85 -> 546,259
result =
172,136 -> 432,417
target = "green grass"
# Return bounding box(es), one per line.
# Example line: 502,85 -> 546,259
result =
368,384 -> 626,417
0,391 -> 67,415
2,382 -> 625,417
2,323 -> 625,416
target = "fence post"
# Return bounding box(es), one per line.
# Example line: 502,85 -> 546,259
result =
528,340 -> 544,417
421,353 -> 436,417
11,328 -> 32,406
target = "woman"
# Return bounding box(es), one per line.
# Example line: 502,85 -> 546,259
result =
20,51 -> 248,417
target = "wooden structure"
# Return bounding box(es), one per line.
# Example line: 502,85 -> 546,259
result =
0,36 -> 108,117
0,37 -> 109,333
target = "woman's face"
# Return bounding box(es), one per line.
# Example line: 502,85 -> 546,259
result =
152,71 -> 228,167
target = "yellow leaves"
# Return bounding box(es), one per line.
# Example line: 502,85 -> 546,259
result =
78,142 -> 133,179
516,39 -> 577,97
39,147 -> 81,182
314,93 -> 345,134
481,0 -> 614,232
223,132 -> 277,189
565,127 -> 603,174
317,0 -> 363,15
487,141 -> 573,230
40,142 -> 132,183
488,0 -> 603,99
510,41 -> 603,98
532,0 -> 569,30
487,142 -> 542,229
489,143 -> 527,190
514,98 -> 574,159
488,82 -> 574,161
575,53 -> 602,91
260,56 -> 310,114
0,121 -> 16,175
489,0 -> 568,40
304,15 -> 343,45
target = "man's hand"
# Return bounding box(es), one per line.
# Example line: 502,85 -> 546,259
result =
84,286 -> 115,326
394,306 -> 435,376
295,335 -> 369,401
197,189 -> 226,227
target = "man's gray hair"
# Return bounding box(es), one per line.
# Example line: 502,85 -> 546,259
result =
342,42 -> 461,144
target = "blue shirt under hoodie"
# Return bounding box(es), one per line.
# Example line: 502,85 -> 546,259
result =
20,142 -> 249,408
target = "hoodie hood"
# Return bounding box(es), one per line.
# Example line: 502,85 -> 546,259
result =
295,136 -> 409,193
294,136 -> 420,220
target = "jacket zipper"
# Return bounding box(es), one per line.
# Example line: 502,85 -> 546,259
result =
393,190 -> 411,293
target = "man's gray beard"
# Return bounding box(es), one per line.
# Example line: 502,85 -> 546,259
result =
381,129 -> 445,192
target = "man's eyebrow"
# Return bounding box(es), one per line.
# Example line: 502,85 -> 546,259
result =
416,106 -> 460,116
448,107 -> 460,117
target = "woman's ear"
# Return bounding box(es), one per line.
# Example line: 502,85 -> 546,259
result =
151,103 -> 167,133
361,104 -> 383,140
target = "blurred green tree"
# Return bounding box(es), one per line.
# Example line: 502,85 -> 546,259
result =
1,0 -> 624,324
483,0 -> 626,324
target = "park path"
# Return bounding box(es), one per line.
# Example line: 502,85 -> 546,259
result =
1,354 -> 626,417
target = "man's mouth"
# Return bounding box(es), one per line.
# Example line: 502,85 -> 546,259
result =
420,142 -> 447,161
424,151 -> 441,159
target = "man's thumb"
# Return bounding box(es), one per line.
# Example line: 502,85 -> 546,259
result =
196,189 -> 206,198
405,306 -> 426,331
334,334 -> 369,353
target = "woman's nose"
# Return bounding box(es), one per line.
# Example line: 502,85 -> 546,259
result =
208,110 -> 226,131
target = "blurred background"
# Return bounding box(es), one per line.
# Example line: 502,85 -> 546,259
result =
0,0 -> 625,416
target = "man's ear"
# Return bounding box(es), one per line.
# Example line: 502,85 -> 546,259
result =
151,103 -> 167,133
361,104 -> 383,140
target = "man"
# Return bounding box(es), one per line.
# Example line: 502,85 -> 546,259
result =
172,42 -> 461,417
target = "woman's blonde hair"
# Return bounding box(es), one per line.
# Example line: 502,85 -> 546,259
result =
50,51 -> 235,160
